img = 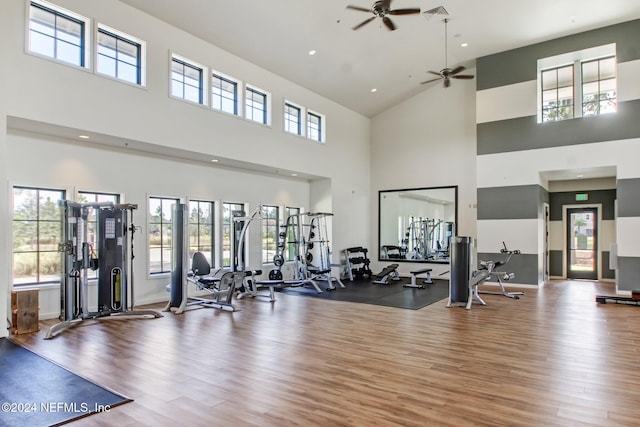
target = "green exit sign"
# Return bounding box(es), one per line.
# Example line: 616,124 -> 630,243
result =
576,193 -> 588,201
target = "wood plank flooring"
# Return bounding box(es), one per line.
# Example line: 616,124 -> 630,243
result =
10,280 -> 640,426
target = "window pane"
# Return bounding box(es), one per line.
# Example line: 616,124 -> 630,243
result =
171,62 -> 185,82
56,39 -> 82,65
13,252 -> 38,285
30,6 -> 56,35
39,190 -> 61,220
184,85 -> 200,103
119,62 -> 138,84
98,55 -> 117,77
582,81 -> 599,99
13,221 -> 38,252
39,220 -> 62,251
29,31 -> 55,56
557,86 -> 573,105
542,89 -> 557,105
56,15 -> 82,43
557,66 -> 573,87
541,69 -> 557,90
39,251 -> 61,282
582,61 -> 599,83
600,57 -> 616,80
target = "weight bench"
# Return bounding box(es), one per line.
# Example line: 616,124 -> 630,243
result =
404,268 -> 433,289
373,263 -> 400,285
237,269 -> 284,302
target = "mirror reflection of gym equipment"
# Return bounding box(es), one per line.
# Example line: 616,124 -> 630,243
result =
379,186 -> 457,263
45,201 -> 162,339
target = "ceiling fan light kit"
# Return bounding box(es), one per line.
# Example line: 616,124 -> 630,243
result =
420,17 -> 475,88
346,0 -> 421,31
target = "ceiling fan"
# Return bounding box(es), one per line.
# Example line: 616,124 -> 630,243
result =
421,18 -> 475,87
346,0 -> 421,31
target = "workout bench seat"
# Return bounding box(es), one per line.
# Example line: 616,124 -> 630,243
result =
405,268 -> 433,289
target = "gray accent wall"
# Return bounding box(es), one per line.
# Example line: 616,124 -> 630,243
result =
477,185 -> 545,220
617,178 -> 640,217
549,250 -> 563,277
477,252 -> 539,286
477,19 -> 640,91
602,252 -> 615,280
618,257 -> 640,289
478,99 -> 640,155
549,189 -> 617,221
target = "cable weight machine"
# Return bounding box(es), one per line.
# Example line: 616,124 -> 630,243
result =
45,201 -> 162,339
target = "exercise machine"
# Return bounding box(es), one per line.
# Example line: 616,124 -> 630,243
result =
478,242 -> 524,299
343,246 -> 372,281
596,291 -> 640,306
447,236 -> 489,309
46,201 -> 162,339
373,263 -> 401,285
165,203 -> 243,313
405,268 -> 433,288
270,212 -> 344,293
232,208 -> 284,302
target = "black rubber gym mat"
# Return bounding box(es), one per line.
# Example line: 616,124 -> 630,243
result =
279,278 -> 449,310
0,338 -> 132,427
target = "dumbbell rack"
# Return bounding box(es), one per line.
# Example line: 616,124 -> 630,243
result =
343,247 -> 372,281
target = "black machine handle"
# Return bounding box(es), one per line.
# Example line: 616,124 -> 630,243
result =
500,242 -> 520,255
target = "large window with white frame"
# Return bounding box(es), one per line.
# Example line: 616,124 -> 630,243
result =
222,202 -> 245,267
582,56 -> 617,117
261,205 -> 279,264
171,54 -> 206,105
538,44 -> 616,123
97,24 -> 145,86
284,102 -> 303,136
188,200 -> 215,266
307,111 -> 325,142
27,0 -> 90,68
211,72 -> 240,115
12,186 -> 65,286
541,64 -> 574,122
245,86 -> 269,125
148,196 -> 178,274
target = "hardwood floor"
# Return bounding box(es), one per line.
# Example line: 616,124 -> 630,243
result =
10,280 -> 640,426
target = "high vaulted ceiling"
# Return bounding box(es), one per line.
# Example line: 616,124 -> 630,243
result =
119,0 -> 640,117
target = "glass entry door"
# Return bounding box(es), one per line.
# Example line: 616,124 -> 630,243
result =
567,208 -> 598,280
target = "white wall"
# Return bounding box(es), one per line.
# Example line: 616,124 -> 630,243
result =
370,77 -> 478,276
1,0 -> 371,336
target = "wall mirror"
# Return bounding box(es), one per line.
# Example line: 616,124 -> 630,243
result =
378,186 -> 457,263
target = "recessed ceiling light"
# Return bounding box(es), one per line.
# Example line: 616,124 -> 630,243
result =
78,135 -> 90,139
308,49 -> 316,55
371,88 -> 377,93
210,159 -> 219,163
577,174 -> 584,179
461,42 -> 468,47
291,173 -> 298,177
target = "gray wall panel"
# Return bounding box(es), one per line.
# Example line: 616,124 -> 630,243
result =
477,185 -> 543,220
617,178 -> 640,217
602,251 -> 615,280
549,189 -> 617,221
617,257 -> 640,291
477,19 -> 640,90
477,252 -> 539,285
477,99 -> 640,155
549,250 -> 563,276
